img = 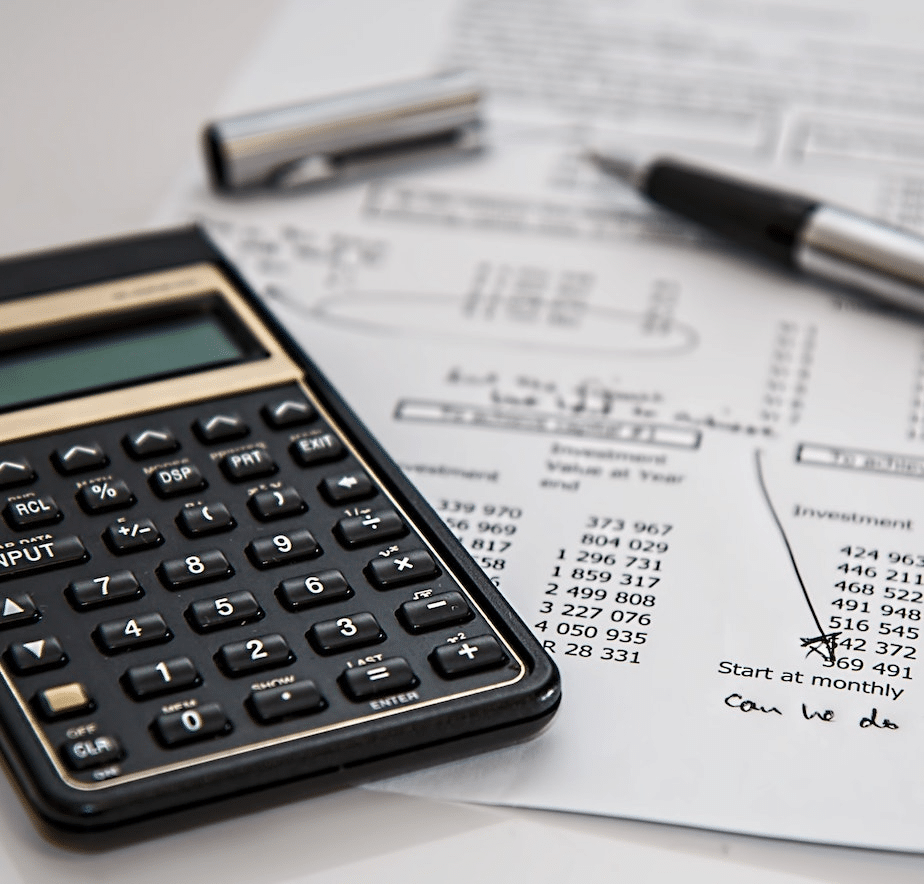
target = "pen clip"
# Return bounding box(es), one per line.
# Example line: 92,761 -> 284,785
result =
204,70 -> 484,192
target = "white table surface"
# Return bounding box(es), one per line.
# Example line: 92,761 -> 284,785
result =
2,4 -> 924,881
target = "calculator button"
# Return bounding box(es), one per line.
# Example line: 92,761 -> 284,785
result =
0,594 -> 39,628
248,486 -> 307,521
187,591 -> 263,632
220,448 -> 278,482
177,501 -> 236,537
340,657 -> 418,701
61,734 -> 123,770
67,570 -> 142,609
431,636 -> 507,678
249,680 -> 324,723
52,443 -> 108,474
193,413 -> 249,444
366,550 -> 439,589
123,656 -> 200,699
0,535 -> 88,582
263,398 -> 315,429
76,479 -> 136,513
319,471 -> 375,504
215,634 -> 293,676
3,495 -> 62,530
7,637 -> 67,673
94,613 -> 171,654
154,703 -> 229,747
308,613 -> 385,655
0,458 -> 36,489
103,518 -> 164,554
158,550 -> 233,589
36,682 -> 93,720
123,428 -> 179,459
246,529 -> 320,569
277,569 -> 353,610
149,464 -> 207,498
290,430 -> 344,467
398,591 -> 474,634
335,509 -> 407,548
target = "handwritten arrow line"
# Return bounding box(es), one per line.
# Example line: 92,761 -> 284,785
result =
754,449 -> 838,664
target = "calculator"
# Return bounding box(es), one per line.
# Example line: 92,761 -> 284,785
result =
0,227 -> 560,832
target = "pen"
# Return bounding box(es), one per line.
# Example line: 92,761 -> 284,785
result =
586,149 -> 924,314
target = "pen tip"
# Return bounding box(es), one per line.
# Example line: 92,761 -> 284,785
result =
583,147 -> 648,190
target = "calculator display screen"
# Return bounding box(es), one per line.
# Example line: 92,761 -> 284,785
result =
0,310 -> 258,411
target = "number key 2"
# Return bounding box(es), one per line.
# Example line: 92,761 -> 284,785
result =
215,634 -> 293,676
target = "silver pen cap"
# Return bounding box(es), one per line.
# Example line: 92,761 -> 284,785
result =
204,69 -> 483,191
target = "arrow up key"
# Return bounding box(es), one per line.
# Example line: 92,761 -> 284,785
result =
0,458 -> 36,490
263,397 -> 316,429
51,442 -> 108,474
0,594 -> 39,629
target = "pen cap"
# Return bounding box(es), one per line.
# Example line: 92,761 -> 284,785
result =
204,69 -> 482,191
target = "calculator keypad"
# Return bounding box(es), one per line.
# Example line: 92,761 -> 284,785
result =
0,383 -> 523,788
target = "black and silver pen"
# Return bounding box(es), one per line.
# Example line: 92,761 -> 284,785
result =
587,149 -> 924,314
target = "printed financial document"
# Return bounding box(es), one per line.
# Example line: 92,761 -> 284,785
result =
160,0 -> 924,852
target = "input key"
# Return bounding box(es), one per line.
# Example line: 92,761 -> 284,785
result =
0,535 -> 88,582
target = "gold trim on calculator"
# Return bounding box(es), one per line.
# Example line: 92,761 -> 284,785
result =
0,263 -> 526,791
0,264 -> 300,444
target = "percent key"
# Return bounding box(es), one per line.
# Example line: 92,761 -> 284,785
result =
77,479 -> 136,514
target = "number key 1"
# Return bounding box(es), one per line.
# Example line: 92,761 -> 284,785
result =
123,657 -> 200,699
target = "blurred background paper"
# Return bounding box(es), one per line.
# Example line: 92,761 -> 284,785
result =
157,0 -> 924,855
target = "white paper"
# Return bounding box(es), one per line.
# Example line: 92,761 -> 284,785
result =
159,0 -> 924,852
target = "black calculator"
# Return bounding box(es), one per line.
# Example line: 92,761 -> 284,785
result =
0,227 -> 560,832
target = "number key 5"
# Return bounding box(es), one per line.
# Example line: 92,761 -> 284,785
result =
187,591 -> 263,632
